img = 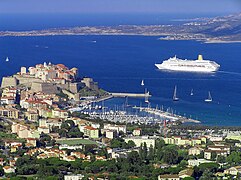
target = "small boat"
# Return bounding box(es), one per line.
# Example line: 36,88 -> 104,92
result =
124,96 -> 132,107
145,88 -> 149,103
205,91 -> 212,102
145,97 -> 149,103
141,79 -> 144,86
173,85 -> 179,101
190,89 -> 194,96
6,57 -> 9,62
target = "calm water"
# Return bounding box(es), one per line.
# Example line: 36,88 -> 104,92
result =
0,35 -> 241,126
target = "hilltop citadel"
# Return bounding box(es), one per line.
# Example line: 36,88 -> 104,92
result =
1,62 -> 99,101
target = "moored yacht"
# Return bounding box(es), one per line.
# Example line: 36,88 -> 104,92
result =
173,85 -> 179,101
205,91 -> 212,102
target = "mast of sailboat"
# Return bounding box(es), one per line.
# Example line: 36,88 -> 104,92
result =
205,91 -> 212,102
145,88 -> 149,103
141,79 -> 144,86
125,96 -> 128,107
208,91 -> 212,100
173,85 -> 179,101
156,104 -> 158,111
190,89 -> 194,96
174,86 -> 176,99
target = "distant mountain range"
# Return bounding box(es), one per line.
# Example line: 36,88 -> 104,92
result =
184,13 -> 241,41
1,13 -> 241,42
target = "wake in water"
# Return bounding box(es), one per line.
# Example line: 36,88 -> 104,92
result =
218,70 -> 241,77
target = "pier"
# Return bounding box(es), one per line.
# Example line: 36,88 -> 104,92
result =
133,106 -> 201,124
110,92 -> 151,98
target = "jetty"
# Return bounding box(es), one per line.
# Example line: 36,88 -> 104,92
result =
110,92 -> 151,98
133,106 -> 200,124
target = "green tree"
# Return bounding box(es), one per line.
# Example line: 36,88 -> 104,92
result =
217,155 -> 226,164
178,149 -> 188,162
127,151 -> 141,165
60,122 -> 71,131
107,163 -> 118,173
155,139 -> 165,161
199,170 -> 214,180
211,152 -> 217,160
67,127 -> 84,138
199,162 -> 219,173
38,133 -> 52,147
162,145 -> 178,164
59,129 -> 67,137
127,140 -> 136,148
148,144 -> 154,161
140,142 -> 148,161
0,166 -> 4,176
226,152 -> 241,165
110,138 -> 126,148
179,160 -> 188,168
16,155 -> 33,167
155,139 -> 165,149
65,120 -> 75,128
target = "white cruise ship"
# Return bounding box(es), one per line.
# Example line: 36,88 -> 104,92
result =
155,55 -> 220,72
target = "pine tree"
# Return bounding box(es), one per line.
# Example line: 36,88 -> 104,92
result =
143,142 -> 148,161
148,144 -> 154,161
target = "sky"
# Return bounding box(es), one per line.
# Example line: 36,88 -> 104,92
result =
0,0 -> 240,14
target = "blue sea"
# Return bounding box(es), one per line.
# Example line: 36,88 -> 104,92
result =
0,13 -> 240,126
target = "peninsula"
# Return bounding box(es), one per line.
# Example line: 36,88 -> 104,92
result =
1,13 -> 241,43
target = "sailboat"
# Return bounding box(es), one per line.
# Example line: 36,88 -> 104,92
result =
190,89 -> 194,96
145,88 -> 149,103
173,85 -> 179,101
205,91 -> 212,102
141,79 -> 144,86
124,96 -> 131,107
5,57 -> 9,62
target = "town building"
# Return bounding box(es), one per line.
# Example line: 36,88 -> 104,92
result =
64,174 -> 84,180
158,174 -> 180,180
3,166 -> 15,174
103,124 -> 126,134
83,126 -> 99,139
133,128 -> 142,136
163,136 -> 206,146
105,130 -> 116,139
224,166 -> 241,176
188,159 -> 214,167
188,147 -> 203,156
0,107 -> 20,119
124,136 -> 156,148
204,145 -> 230,160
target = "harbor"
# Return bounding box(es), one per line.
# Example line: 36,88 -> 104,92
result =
69,90 -> 201,125
133,106 -> 201,124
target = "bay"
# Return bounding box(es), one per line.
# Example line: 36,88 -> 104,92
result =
0,35 -> 241,126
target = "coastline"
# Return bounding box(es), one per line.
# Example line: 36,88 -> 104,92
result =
0,31 -> 240,44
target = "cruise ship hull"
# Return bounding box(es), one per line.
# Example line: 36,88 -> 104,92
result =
155,64 -> 219,72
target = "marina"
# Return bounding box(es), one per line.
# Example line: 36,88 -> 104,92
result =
133,106 -> 200,124
69,91 -> 201,125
